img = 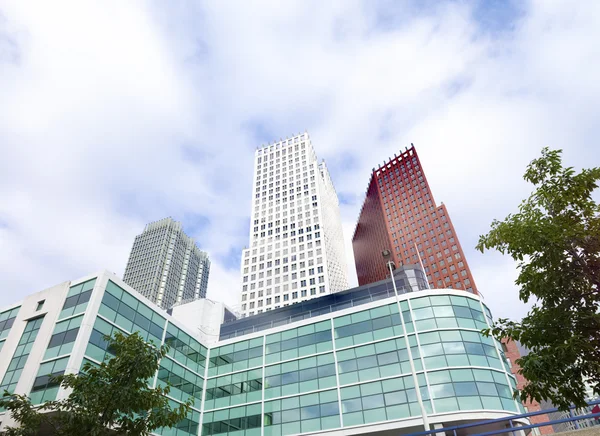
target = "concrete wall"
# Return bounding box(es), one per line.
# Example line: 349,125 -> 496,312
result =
171,298 -> 227,345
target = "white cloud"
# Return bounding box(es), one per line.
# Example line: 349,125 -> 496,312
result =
0,0 -> 598,323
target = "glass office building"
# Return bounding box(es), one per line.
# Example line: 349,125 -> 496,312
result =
0,268 -> 526,435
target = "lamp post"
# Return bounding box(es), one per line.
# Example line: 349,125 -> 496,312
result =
382,249 -> 430,431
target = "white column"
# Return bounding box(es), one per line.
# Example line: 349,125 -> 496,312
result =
388,261 -> 430,431
508,422 -> 527,436
433,422 -> 445,436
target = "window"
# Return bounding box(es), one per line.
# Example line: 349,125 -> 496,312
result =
36,300 -> 45,311
1,316 -> 45,394
45,316 -> 82,359
60,279 -> 95,318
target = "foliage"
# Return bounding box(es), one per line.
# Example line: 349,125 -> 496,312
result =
477,147 -> 600,410
0,393 -> 43,436
0,331 -> 192,435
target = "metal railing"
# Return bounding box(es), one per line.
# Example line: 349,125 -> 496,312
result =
220,277 -> 472,340
408,399 -> 600,436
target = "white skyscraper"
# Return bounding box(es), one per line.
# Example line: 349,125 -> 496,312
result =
239,132 -> 348,317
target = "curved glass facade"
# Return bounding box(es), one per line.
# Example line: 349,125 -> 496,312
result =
201,291 -> 523,436
1,272 -> 525,436
92,282 -> 523,436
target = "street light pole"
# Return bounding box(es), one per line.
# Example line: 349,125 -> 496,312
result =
414,243 -> 430,289
384,253 -> 430,431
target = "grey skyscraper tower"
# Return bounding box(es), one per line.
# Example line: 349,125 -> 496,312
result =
123,217 -> 210,309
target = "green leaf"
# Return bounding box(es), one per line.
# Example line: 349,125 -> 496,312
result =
0,332 -> 191,435
478,148 -> 600,411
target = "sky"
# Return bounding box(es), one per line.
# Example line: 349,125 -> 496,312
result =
0,0 -> 598,321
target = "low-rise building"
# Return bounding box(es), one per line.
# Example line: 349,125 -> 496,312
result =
0,266 -> 527,435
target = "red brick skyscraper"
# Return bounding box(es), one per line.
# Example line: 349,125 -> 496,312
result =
352,144 -> 478,293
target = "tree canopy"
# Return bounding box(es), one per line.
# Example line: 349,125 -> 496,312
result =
477,147 -> 600,410
0,331 -> 192,435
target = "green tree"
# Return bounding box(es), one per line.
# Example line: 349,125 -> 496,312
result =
476,147 -> 600,411
0,331 -> 192,435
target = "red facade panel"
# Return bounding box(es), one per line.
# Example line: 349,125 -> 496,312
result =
352,145 -> 478,294
353,176 -> 393,285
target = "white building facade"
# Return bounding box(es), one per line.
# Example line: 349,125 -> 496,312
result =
124,217 -> 211,310
239,133 -> 348,317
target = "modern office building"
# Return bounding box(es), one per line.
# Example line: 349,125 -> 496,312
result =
352,145 -> 478,293
123,217 -> 210,310
0,267 -> 528,435
239,133 -> 348,318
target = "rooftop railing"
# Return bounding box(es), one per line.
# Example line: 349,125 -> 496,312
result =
219,284 -> 410,340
